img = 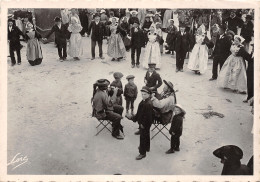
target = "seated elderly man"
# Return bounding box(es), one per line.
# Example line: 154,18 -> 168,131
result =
150,80 -> 177,125
92,79 -> 124,140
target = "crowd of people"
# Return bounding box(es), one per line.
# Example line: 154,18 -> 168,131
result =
8,8 -> 254,174
8,8 -> 254,102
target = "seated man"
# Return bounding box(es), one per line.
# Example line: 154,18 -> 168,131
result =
92,79 -> 124,140
150,80 -> 177,125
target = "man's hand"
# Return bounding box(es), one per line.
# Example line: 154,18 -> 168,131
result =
151,93 -> 156,99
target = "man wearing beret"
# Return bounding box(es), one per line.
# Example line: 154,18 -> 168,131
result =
92,79 -> 124,140
134,86 -> 154,160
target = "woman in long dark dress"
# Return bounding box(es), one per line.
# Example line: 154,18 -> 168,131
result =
25,23 -> 43,66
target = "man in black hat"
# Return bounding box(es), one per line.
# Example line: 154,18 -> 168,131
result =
240,15 -> 254,53
209,25 -> 232,81
87,13 -> 106,60
144,63 -> 162,95
213,145 -> 250,175
8,18 -> 24,66
174,23 -> 191,72
223,10 -> 243,35
134,86 -> 153,160
92,79 -> 124,140
130,21 -> 145,68
43,17 -> 68,61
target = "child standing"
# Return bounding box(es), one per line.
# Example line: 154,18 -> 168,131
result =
134,86 -> 154,160
111,72 -> 124,106
43,17 -> 68,61
124,75 -> 138,117
166,104 -> 186,154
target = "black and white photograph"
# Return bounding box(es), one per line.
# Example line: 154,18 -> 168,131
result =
0,0 -> 259,181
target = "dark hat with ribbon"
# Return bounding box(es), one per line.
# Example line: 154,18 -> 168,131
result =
213,145 -> 243,161
163,80 -> 175,92
54,16 -> 61,22
95,79 -> 110,87
93,13 -> 101,18
141,86 -> 151,94
126,75 -> 135,80
113,72 -> 124,79
8,18 -> 15,23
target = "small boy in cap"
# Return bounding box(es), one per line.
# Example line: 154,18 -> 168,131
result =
124,75 -> 138,116
144,63 -> 162,96
111,72 -> 124,106
43,17 -> 68,61
134,86 -> 154,160
166,104 -> 186,154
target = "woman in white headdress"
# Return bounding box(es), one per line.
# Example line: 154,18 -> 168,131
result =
153,12 -> 162,24
188,24 -> 213,75
107,17 -> 126,61
68,8 -> 81,25
217,35 -> 247,93
25,23 -> 43,66
68,17 -> 83,60
142,23 -> 161,69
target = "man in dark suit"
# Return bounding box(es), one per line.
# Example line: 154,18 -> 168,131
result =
130,21 -> 145,68
8,19 -> 24,66
209,26 -> 232,81
87,13 -> 106,60
239,43 -> 254,102
43,17 -> 68,61
174,24 -> 191,72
